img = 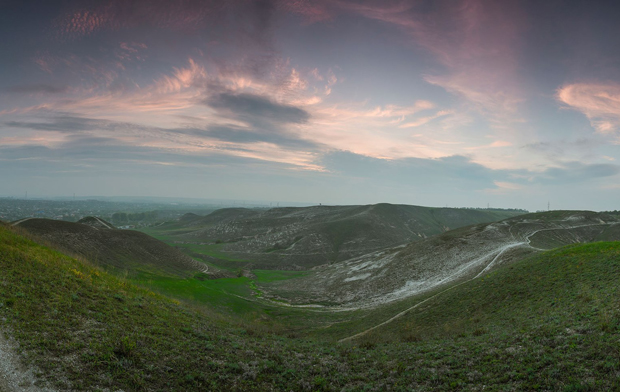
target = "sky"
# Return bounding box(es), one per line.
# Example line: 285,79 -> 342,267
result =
1,0 -> 620,211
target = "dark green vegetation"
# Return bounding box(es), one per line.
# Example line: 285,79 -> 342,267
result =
145,204 -> 525,270
2,221 -> 620,390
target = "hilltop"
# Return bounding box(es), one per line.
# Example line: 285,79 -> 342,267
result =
11,218 -> 208,278
1,222 -> 619,390
148,204 -> 525,270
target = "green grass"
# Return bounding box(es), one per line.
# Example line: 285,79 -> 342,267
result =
254,269 -> 309,283
137,228 -> 252,271
356,242 -> 620,343
132,275 -> 256,313
129,268 -> 326,331
2,223 -> 620,391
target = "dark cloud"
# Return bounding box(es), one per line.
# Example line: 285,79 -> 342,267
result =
321,151 -> 620,190
204,92 -> 310,126
321,151 -> 500,190
5,116 -> 106,133
52,0 -> 279,46
0,138 -> 278,170
4,115 -> 319,151
5,84 -> 68,94
521,138 -> 601,161
537,162 -> 620,184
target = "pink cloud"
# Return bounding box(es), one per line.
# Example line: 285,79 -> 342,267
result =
557,83 -> 620,134
484,181 -> 523,195
338,0 -> 526,122
399,110 -> 451,128
280,0 -> 335,24
52,1 -> 222,40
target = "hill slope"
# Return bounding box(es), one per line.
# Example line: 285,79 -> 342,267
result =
12,218 -> 207,278
346,241 -> 620,344
153,204 -> 525,270
265,210 -> 620,308
1,223 -> 619,391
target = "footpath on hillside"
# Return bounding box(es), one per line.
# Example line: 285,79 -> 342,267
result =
0,329 -> 54,392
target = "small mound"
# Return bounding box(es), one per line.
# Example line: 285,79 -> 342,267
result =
15,218 -> 206,278
77,216 -> 116,230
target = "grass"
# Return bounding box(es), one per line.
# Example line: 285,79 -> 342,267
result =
129,268 -> 332,333
254,269 -> 309,283
132,274 -> 257,314
376,241 -> 620,341
2,223 -> 620,391
137,228 -> 253,271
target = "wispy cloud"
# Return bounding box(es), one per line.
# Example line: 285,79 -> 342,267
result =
339,0 -> 526,123
557,83 -> 620,135
6,84 -> 68,94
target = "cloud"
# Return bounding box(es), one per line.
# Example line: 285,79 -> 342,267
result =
2,113 -> 324,171
521,138 -> 601,162
338,0 -> 526,123
557,83 -> 620,134
201,125 -> 319,150
281,0 -> 334,23
5,116 -> 110,133
536,162 -> 620,184
6,84 -> 68,94
399,110 -> 451,128
321,151 -> 498,189
321,150 -> 620,197
204,92 -> 310,125
52,0 -> 281,46
484,181 -> 523,195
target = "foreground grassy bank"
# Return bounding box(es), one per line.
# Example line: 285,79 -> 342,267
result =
1,224 -> 619,391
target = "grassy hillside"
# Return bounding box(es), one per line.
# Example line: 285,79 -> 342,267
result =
13,218 -> 207,278
145,204 -> 525,270
266,211 -> 620,309
1,223 -> 620,390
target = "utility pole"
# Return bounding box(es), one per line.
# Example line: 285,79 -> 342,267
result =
548,201 -> 550,211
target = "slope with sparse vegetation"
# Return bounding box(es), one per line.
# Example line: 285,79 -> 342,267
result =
264,210 -> 620,309
146,204 -> 526,270
1,222 -> 620,391
12,218 -> 207,278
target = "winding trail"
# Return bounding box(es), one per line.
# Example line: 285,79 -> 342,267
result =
338,241 -> 525,343
338,221 -> 613,343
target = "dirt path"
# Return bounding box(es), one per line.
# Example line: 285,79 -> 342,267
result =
0,331 -> 55,392
338,241 -> 525,343
93,217 -> 113,230
338,222 -> 614,342
10,218 -> 35,227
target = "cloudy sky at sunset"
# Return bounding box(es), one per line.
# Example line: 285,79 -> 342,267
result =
1,0 -> 620,210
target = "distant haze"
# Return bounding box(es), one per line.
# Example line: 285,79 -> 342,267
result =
1,1 -> 620,211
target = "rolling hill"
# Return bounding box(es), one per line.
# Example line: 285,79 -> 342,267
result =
1,221 -> 619,391
262,210 -> 620,308
150,204 -> 526,270
11,217 -> 208,278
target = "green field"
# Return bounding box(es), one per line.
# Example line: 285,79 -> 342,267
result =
138,227 -> 253,270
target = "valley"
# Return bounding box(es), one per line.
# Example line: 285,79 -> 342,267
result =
1,203 -> 620,391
